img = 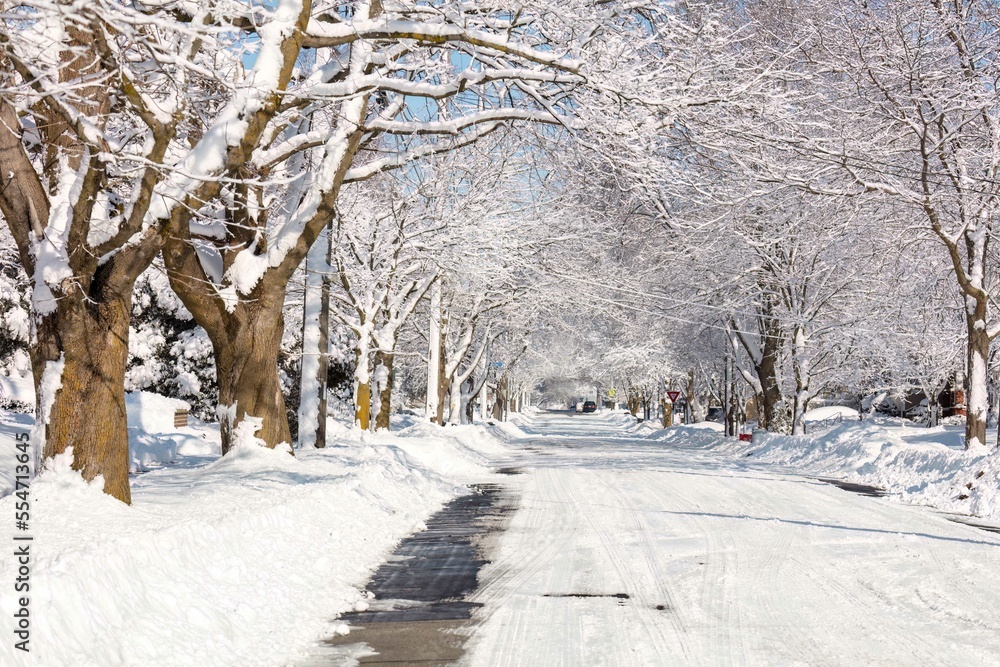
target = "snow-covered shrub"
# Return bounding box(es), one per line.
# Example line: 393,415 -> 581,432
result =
0,227 -> 31,411
127,266 -> 218,419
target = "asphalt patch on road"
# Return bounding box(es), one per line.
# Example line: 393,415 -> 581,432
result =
816,477 -> 889,498
946,516 -> 1000,535
543,592 -> 631,606
303,483 -> 517,666
543,592 -> 631,599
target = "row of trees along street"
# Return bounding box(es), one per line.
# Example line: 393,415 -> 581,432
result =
1,0 -> 1000,503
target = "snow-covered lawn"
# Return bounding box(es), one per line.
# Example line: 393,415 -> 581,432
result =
0,403 -> 514,667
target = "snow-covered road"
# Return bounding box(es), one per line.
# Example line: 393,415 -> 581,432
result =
463,412 -> 1000,666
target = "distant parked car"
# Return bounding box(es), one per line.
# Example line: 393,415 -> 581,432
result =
706,406 -> 724,423
582,401 -> 598,413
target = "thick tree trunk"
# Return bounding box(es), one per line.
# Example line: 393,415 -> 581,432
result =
35,297 -> 133,503
352,323 -> 374,430
478,380 -> 488,421
374,350 -> 394,431
354,336 -> 372,431
214,299 -> 293,455
464,377 -> 476,424
493,375 -> 507,420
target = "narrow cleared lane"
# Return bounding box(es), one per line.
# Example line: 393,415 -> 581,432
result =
463,412 -> 1000,666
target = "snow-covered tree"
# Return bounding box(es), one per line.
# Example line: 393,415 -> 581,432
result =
816,0 -> 1000,450
158,0 -> 670,454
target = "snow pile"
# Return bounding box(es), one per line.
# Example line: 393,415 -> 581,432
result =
488,418 -> 532,441
124,393 -> 215,472
647,422 -> 729,449
742,422 -> 896,477
595,409 -> 663,436
326,418 -> 511,481
0,415 -> 513,667
802,405 -> 861,423
124,391 -> 190,433
654,418 -> 1000,520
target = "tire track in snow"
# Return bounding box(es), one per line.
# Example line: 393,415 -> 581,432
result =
630,468 -> 747,664
468,467 -> 591,667
565,470 -> 680,665
597,471 -> 690,657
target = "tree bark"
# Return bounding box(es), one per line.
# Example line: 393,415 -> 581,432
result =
426,282 -> 442,423
436,317 -> 450,425
214,298 -> 293,454
492,376 -> 505,420
686,369 -> 702,422
354,338 -> 372,431
756,324 -> 783,431
464,376 -> 476,424
36,295 -> 133,503
662,399 -> 673,427
790,325 -> 810,436
0,35 -> 159,504
298,226 -> 331,448
966,301 -> 990,449
374,349 -> 394,431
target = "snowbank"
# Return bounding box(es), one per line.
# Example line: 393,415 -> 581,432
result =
0,406 -> 513,666
802,404 -> 860,423
652,419 -> 1000,521
124,391 -> 190,433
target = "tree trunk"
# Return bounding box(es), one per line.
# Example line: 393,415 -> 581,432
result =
354,336 -> 372,431
299,228 -> 330,448
966,303 -> 990,449
464,376 -> 476,424
687,369 -> 702,423
214,299 -> 293,455
478,379 -> 488,421
436,313 -> 450,425
352,318 -> 375,430
298,227 -> 331,448
756,315 -> 784,431
36,297 -> 133,504
662,399 -> 673,428
491,377 -> 504,420
426,282 -> 442,423
374,350 -> 395,431
791,326 -> 810,437
356,381 -> 372,431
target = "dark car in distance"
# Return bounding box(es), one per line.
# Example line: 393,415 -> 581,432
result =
581,401 -> 598,413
